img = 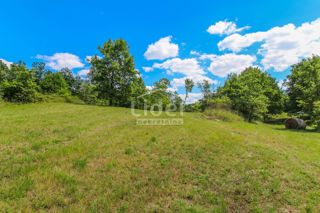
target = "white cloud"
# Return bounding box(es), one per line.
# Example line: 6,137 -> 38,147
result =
207,54 -> 256,77
190,50 -> 201,56
218,32 -> 265,52
152,58 -> 205,76
218,18 -> 320,71
142,67 -> 153,72
207,20 -> 250,35
37,53 -> 84,70
179,93 -> 203,104
167,87 -> 176,93
147,57 -> 216,89
0,58 -> 13,67
86,56 -> 93,62
171,76 -> 217,90
199,54 -> 217,61
277,80 -> 287,90
78,69 -> 90,77
146,85 -> 154,90
144,36 -> 179,60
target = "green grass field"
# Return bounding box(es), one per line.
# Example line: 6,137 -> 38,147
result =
1,103 -> 320,212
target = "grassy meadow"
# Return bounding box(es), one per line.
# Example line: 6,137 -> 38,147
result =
1,102 -> 320,212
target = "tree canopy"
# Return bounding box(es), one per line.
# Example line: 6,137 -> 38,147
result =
90,39 -> 145,107
286,55 -> 320,128
218,67 -> 284,121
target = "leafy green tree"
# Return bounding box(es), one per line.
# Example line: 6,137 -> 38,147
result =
153,78 -> 170,90
0,63 -> 38,103
3,61 -> 26,81
286,56 -> 320,117
171,91 -> 183,111
197,79 -> 213,110
59,67 -> 82,95
148,78 -> 171,110
184,78 -> 194,105
40,72 -> 69,95
78,83 -> 99,104
90,39 -> 142,107
312,101 -> 320,131
130,75 -> 147,109
198,80 -> 212,100
146,78 -> 183,111
219,67 -> 284,121
31,62 -> 47,84
0,60 -> 9,82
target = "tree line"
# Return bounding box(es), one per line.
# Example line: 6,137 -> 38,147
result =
190,56 -> 320,130
0,39 -> 319,130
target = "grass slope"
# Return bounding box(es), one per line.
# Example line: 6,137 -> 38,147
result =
0,103 -> 320,212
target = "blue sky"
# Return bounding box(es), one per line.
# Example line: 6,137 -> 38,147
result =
1,0 -> 320,102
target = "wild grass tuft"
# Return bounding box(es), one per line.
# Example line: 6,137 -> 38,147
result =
203,108 -> 243,122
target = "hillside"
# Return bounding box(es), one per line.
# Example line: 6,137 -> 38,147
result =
1,103 -> 320,212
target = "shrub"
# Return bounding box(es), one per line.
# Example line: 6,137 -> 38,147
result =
203,109 -> 243,122
78,83 -> 106,105
312,101 -> 320,131
184,101 -> 203,112
206,97 -> 232,110
0,71 -> 39,103
64,95 -> 85,104
40,72 -> 69,95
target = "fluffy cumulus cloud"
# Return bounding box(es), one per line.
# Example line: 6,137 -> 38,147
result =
146,85 -> 154,90
218,18 -> 320,71
147,57 -> 215,89
144,36 -> 179,60
179,93 -> 203,104
142,67 -> 153,72
147,57 -> 218,89
0,58 -> 13,67
152,58 -> 205,76
190,50 -> 201,56
207,20 -> 250,35
171,76 -> 216,90
203,54 -> 256,77
36,53 -> 84,70
78,69 -> 90,77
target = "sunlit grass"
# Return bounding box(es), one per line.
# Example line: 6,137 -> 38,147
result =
0,103 -> 320,212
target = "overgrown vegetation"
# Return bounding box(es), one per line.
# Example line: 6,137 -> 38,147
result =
190,58 -> 320,130
1,39 -> 320,129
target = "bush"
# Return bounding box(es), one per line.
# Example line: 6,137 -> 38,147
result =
64,95 -> 85,104
184,101 -> 202,112
206,97 -> 232,110
203,109 -> 243,122
0,70 -> 39,103
40,72 -> 69,95
312,101 -> 320,131
78,83 -> 102,105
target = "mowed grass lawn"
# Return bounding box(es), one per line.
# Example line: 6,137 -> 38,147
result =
1,103 -> 320,212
